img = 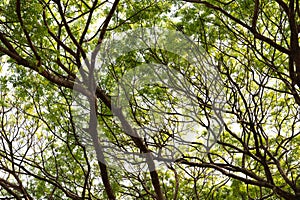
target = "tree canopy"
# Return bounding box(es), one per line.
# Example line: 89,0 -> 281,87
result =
0,0 -> 300,199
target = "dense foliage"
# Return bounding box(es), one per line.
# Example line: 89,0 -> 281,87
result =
0,0 -> 300,199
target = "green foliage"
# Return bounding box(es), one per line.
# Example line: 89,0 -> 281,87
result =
0,0 -> 300,199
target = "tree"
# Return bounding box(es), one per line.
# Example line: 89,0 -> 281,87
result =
0,0 -> 299,199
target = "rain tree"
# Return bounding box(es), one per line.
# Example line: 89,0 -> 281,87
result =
0,0 -> 299,199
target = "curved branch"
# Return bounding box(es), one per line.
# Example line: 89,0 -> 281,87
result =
183,0 -> 290,54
